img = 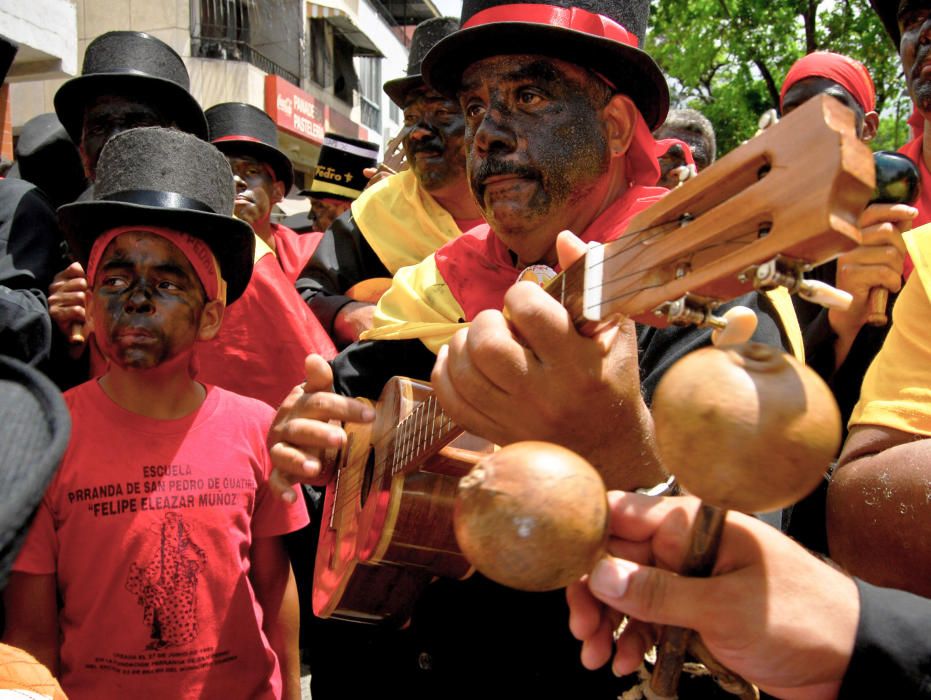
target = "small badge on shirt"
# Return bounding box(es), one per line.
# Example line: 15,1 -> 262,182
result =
517,265 -> 557,287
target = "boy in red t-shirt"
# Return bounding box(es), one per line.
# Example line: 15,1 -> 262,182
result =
3,127 -> 308,700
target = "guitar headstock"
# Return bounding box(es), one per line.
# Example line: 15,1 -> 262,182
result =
574,95 -> 873,329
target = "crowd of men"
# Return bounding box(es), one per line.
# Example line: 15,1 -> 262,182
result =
0,0 -> 930,697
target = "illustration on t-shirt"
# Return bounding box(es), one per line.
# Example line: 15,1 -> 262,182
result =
126,511 -> 207,650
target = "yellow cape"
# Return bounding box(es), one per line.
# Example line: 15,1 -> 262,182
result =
362,253 -> 803,361
849,222 -> 931,434
351,169 -> 462,274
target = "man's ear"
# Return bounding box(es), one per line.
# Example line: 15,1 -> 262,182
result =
197,299 -> 225,341
271,180 -> 286,205
603,94 -> 638,157
861,111 -> 880,142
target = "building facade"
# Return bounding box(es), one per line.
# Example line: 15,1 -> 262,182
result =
10,0 -> 439,189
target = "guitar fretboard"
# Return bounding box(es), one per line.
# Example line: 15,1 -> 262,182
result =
386,393 -> 462,476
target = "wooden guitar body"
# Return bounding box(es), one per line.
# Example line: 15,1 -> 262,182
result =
313,377 -> 483,624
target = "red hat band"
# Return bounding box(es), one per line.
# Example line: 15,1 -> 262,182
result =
462,4 -> 639,48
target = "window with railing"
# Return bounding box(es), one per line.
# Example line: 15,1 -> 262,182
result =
191,0 -> 302,85
357,56 -> 382,132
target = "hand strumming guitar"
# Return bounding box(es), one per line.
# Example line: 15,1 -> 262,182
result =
431,232 -> 666,491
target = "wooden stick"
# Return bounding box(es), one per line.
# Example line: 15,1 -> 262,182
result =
865,287 -> 889,326
650,502 -> 727,697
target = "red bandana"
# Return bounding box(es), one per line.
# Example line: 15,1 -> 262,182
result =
780,51 -> 875,113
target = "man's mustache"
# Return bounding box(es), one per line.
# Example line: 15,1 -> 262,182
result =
407,138 -> 444,156
471,160 -> 540,194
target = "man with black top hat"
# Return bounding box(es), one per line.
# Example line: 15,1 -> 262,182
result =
47,30 -> 209,371
0,37 -> 66,368
178,102 -> 336,407
267,0 -> 797,696
297,16 -> 486,348
301,132 -> 379,232
3,127 -> 307,700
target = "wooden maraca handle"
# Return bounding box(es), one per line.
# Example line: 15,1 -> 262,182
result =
650,503 -> 727,697
866,287 -> 889,326
69,321 -> 86,345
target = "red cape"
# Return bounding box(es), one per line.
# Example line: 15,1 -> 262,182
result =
435,184 -> 667,320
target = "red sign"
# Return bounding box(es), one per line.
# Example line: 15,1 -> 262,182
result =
265,75 -> 326,144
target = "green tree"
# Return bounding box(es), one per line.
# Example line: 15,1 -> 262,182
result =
647,0 -> 909,155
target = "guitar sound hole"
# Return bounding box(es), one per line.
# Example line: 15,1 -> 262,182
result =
359,448 -> 376,508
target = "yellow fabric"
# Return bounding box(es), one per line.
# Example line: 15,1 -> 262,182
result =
253,233 -> 275,263
849,222 -> 931,434
362,255 -> 805,360
351,169 -> 462,274
764,288 -> 804,363
361,254 -> 467,354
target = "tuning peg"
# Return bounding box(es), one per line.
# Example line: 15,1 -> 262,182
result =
797,279 -> 853,312
710,306 -> 758,347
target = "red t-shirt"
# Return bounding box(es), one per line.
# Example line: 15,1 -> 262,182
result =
14,381 -> 309,700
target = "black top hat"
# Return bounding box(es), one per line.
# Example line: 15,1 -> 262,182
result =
58,127 -> 254,304
10,113 -> 88,209
0,355 -> 70,590
0,35 -> 17,85
206,102 -> 295,193
300,132 -> 379,200
422,0 -> 669,129
384,17 -> 461,107
54,31 -> 208,145
868,0 -> 900,49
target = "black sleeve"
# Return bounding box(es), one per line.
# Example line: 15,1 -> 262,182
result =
295,211 -> 391,337
636,290 -> 790,406
838,579 -> 931,697
330,338 -> 437,401
0,181 -> 66,366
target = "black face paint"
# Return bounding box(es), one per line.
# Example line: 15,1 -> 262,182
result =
91,231 -> 206,370
227,155 -> 277,228
401,86 -> 468,192
461,55 -> 611,261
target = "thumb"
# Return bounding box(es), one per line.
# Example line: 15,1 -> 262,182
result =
555,230 -> 589,269
587,556 -> 718,632
303,353 -> 334,392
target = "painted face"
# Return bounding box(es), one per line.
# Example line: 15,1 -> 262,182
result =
228,155 -> 279,227
459,55 -> 612,264
401,86 -> 468,193
781,76 -> 865,136
90,231 -> 207,370
899,0 -> 931,113
81,95 -> 170,180
308,197 -> 351,231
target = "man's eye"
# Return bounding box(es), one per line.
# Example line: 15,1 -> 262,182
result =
465,102 -> 485,118
158,280 -> 181,291
102,277 -> 127,289
518,90 -> 542,106
901,9 -> 929,31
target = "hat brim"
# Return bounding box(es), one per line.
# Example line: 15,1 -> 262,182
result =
0,356 -> 70,588
868,0 -> 900,48
57,200 -> 255,304
421,23 -> 669,129
54,72 -> 209,145
212,138 -> 295,193
384,74 -> 425,107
